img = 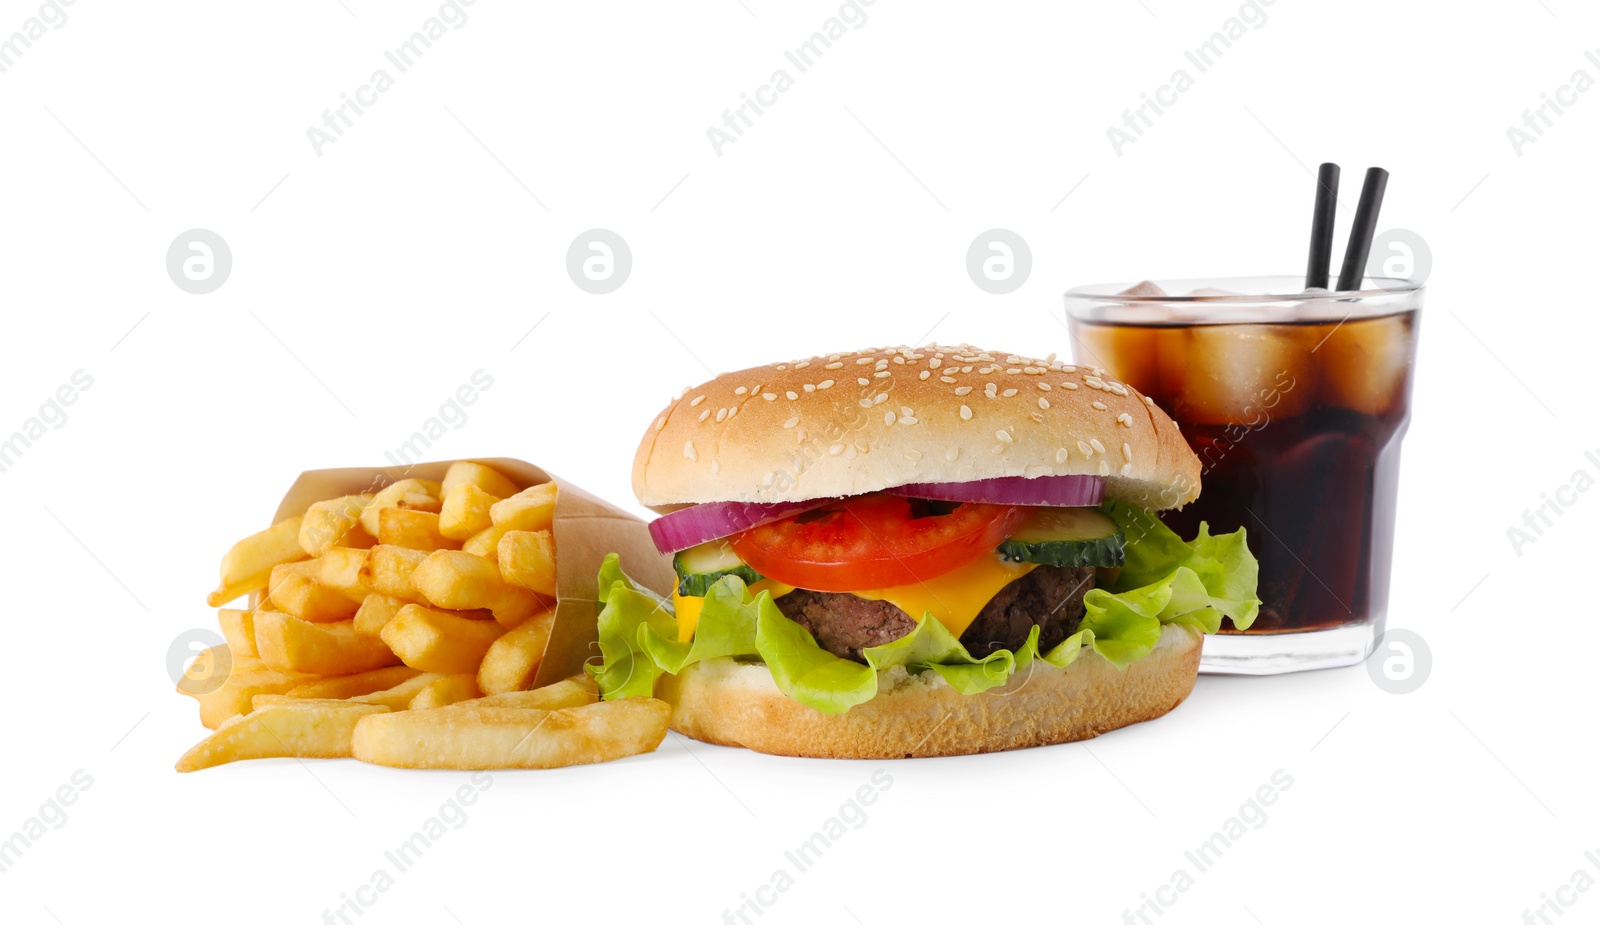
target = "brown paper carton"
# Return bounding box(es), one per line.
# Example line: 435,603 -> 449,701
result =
267,458 -> 675,688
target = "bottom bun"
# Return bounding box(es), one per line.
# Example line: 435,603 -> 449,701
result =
658,623 -> 1203,759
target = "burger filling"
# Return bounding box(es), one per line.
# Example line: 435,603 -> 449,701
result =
591,497 -> 1261,715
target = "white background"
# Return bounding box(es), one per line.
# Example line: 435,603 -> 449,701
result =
2,1 -> 1596,922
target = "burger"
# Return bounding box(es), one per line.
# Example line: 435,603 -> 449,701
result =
590,344 -> 1259,758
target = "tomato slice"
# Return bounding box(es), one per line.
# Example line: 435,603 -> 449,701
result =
726,494 -> 1027,592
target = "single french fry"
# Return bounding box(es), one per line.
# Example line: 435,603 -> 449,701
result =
298,494 -> 375,557
208,516 -> 307,607
318,547 -> 371,603
217,609 -> 260,659
281,666 -> 422,700
413,550 -> 546,629
187,667 -> 315,730
377,508 -> 460,552
359,478 -> 443,536
459,675 -> 597,711
380,604 -> 505,674
462,523 -> 511,561
476,609 -> 556,695
439,482 -> 499,540
408,674 -> 480,710
176,700 -> 389,772
351,699 -> 671,770
441,461 -> 519,500
268,560 -> 360,622
255,611 -> 400,675
350,672 -> 447,710
488,482 -> 557,532
497,529 -> 557,597
358,545 -> 428,601
354,593 -> 407,637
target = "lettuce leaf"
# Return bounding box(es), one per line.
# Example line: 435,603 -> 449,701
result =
589,504 -> 1260,714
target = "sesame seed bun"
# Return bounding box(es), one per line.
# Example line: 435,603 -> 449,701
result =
658,623 -> 1203,759
633,344 -> 1201,511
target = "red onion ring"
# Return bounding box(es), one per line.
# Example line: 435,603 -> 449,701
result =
647,498 -> 831,555
886,475 -> 1104,507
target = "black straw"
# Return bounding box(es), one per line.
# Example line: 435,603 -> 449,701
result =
1336,166 -> 1389,291
1304,162 -> 1340,290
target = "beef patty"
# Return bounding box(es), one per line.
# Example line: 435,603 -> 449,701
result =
774,565 -> 1096,662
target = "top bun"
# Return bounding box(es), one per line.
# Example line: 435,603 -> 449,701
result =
633,344 -> 1201,512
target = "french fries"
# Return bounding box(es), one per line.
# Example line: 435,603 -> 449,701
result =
380,604 -> 505,673
498,529 -> 557,597
439,482 -> 500,540
358,545 -> 428,601
377,508 -> 459,552
298,494 -> 374,557
351,698 -> 671,770
255,611 -> 400,675
441,461 -> 519,500
477,609 -> 556,695
412,550 -> 546,628
408,674 -> 481,710
176,701 -> 389,772
359,478 -> 442,536
208,516 -> 306,607
268,560 -> 360,622
186,463 -> 660,772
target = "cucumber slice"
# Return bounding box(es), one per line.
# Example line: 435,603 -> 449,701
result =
673,538 -> 765,597
996,507 -> 1124,568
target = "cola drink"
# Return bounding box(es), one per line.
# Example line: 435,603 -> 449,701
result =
1066,277 -> 1423,672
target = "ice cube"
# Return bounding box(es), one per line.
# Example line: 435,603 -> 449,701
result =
1119,280 -> 1168,298
1157,324 -> 1317,426
1317,314 -> 1414,415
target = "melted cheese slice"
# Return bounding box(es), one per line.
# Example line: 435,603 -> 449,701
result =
671,555 -> 1038,643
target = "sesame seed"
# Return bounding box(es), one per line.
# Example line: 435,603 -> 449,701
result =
947,446 -> 960,462
930,358 -> 943,369
786,391 -> 799,400
825,361 -> 844,370
856,357 -> 875,365
995,430 -> 1013,444
884,411 -> 896,426
1144,395 -> 1155,405
899,416 -> 918,425
919,370 -> 931,380
782,417 -> 799,429
845,445 -> 858,459
1120,463 -> 1133,476
991,445 -> 1004,455
654,416 -> 666,431
1078,441 -> 1092,458
1062,365 -> 1077,373
776,365 -> 788,371
853,377 -> 867,387
828,354 -> 841,361
1123,442 -> 1133,461
795,360 -> 811,369
1090,438 -> 1106,454
698,410 -> 709,422
959,405 -> 972,421
1118,413 -> 1134,427
893,356 -> 906,365
1056,448 -> 1069,463
874,371 -> 891,378
829,443 -> 844,456
690,395 -> 706,407
1024,367 -> 1042,375
876,359 -> 889,370
905,449 -> 923,462
803,384 -> 816,393
735,386 -> 748,395
818,379 -> 835,390
728,405 -> 739,419
954,386 -> 973,396
874,393 -> 889,405
1045,352 -> 1057,364
1038,383 -> 1052,391
1099,459 -> 1111,476
1092,401 -> 1108,411
940,375 -> 957,384
962,366 -> 974,373
1061,382 -> 1079,390
683,441 -> 697,461
1002,388 -> 1018,398
1039,397 -> 1050,410
715,408 -> 727,422
899,406 -> 913,417
1006,368 -> 1021,375
985,382 -> 998,398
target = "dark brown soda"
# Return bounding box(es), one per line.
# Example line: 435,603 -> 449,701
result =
1070,311 -> 1419,633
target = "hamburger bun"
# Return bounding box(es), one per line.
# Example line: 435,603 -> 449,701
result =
659,623 -> 1203,759
634,343 -> 1200,512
